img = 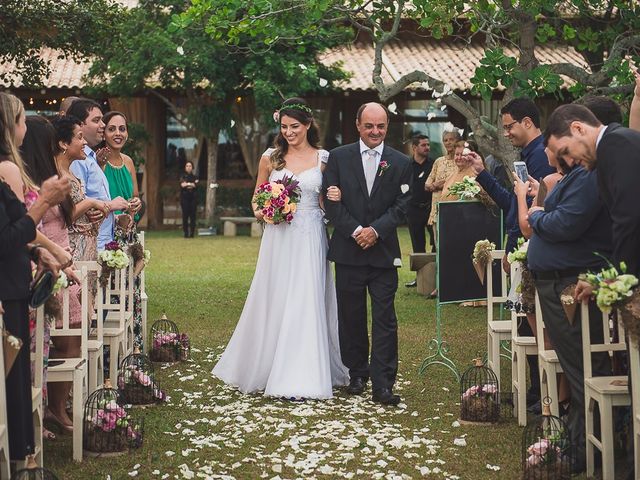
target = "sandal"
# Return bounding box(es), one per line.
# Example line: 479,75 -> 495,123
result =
43,428 -> 56,441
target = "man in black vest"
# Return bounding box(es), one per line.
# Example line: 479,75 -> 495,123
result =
323,102 -> 412,406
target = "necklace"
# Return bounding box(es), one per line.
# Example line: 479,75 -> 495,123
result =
107,154 -> 125,169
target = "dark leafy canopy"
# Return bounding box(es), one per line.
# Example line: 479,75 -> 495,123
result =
182,0 -> 640,101
88,0 -> 349,130
0,0 -> 121,87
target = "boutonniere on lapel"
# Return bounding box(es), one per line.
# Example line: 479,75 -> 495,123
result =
378,160 -> 390,177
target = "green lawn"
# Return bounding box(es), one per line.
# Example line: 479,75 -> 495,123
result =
44,228 -> 566,479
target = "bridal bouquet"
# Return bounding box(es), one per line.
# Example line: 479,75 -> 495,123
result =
446,176 -> 481,200
253,175 -> 301,225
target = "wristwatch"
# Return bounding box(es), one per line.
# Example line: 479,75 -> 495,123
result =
29,244 -> 43,262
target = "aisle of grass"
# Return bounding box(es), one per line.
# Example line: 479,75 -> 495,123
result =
44,228 -> 544,479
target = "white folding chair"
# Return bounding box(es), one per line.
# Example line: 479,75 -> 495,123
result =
0,304 -> 12,479
100,267 -> 129,386
139,231 -> 148,352
534,292 -> 563,417
510,263 -> 537,426
46,265 -> 89,462
26,305 -> 44,468
582,303 -> 630,480
628,335 -> 640,478
75,261 -> 103,395
486,249 -> 511,389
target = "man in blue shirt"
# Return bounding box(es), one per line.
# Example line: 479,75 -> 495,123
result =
66,99 -> 128,249
501,98 -> 556,183
527,154 -> 612,475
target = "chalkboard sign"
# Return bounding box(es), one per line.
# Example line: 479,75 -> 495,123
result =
437,201 -> 503,303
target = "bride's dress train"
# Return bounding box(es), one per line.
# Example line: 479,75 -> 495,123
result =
212,150 -> 349,399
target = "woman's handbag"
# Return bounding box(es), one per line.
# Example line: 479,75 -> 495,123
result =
28,270 -> 55,309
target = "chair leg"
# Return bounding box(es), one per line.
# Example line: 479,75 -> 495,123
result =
72,370 -> 83,462
97,348 -> 104,391
0,446 -> 9,480
109,338 -> 119,387
600,397 -> 615,480
488,330 -> 501,388
517,349 -> 527,426
635,421 -> 640,479
585,394 -> 596,477
33,400 -> 43,466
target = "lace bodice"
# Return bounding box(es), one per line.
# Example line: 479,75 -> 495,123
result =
266,149 -> 329,230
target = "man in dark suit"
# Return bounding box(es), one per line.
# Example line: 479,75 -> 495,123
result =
323,102 -> 412,406
546,103 -> 640,478
546,104 -> 640,280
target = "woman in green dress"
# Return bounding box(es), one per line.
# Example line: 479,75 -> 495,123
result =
102,111 -> 144,347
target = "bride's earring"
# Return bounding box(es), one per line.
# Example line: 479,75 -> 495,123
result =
63,148 -> 68,156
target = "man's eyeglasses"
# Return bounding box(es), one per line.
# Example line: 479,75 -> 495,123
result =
502,120 -> 520,132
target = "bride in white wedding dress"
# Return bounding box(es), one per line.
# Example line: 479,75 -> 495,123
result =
212,98 -> 349,399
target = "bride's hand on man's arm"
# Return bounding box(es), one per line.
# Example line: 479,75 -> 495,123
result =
326,186 -> 342,202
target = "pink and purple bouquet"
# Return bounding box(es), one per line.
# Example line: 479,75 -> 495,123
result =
86,398 -> 143,451
118,366 -> 168,403
253,175 -> 301,225
526,438 -> 563,468
150,332 -> 190,362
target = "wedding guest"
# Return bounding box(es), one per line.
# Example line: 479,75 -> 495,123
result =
425,127 -> 459,231
58,96 -> 79,117
101,111 -> 141,223
180,161 -> 198,238
22,115 -> 93,434
0,92 -> 70,461
405,135 -> 433,287
501,98 -> 555,182
551,104 -> 640,480
577,96 -> 622,125
67,99 -> 127,250
528,119 -> 614,473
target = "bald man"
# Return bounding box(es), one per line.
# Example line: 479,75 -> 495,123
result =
323,102 -> 412,406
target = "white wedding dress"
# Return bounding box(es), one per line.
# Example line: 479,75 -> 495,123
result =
212,149 -> 349,399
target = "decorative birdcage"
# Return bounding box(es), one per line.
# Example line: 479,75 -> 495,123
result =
10,457 -> 58,479
522,398 -> 572,479
117,347 -> 167,405
83,380 -> 144,456
459,358 -> 500,423
149,314 -> 190,363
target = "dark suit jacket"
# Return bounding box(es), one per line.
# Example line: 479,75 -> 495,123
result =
596,123 -> 640,277
322,142 -> 412,268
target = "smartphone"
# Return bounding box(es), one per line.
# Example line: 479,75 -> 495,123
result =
514,161 -> 528,183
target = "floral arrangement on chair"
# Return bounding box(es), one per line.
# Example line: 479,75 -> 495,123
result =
98,241 -> 130,287
253,175 -> 301,225
44,270 -> 70,319
580,258 -> 640,342
507,238 -> 535,312
128,241 -> 151,276
472,239 -> 496,284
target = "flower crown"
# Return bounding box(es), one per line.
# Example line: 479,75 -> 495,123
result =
273,103 -> 313,123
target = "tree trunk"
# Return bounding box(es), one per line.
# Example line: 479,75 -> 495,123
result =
205,132 -> 219,227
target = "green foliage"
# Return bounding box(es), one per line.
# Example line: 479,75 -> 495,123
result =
122,122 -> 150,169
0,0 -> 121,87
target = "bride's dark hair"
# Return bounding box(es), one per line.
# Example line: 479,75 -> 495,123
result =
270,97 -> 321,171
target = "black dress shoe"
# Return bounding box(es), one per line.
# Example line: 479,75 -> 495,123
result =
372,388 -> 401,406
405,280 -> 417,288
346,377 -> 367,395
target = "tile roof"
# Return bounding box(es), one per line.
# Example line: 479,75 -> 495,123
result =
2,39 -> 589,93
320,38 -> 589,91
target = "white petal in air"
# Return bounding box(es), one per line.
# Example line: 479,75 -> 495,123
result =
176,46 -> 184,55
388,102 -> 398,114
298,64 -> 307,70
400,184 -> 409,194
427,112 -> 436,120
319,78 -> 328,87
230,119 -> 235,128
393,258 -> 403,267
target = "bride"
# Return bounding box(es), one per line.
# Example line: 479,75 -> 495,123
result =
212,98 -> 349,399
